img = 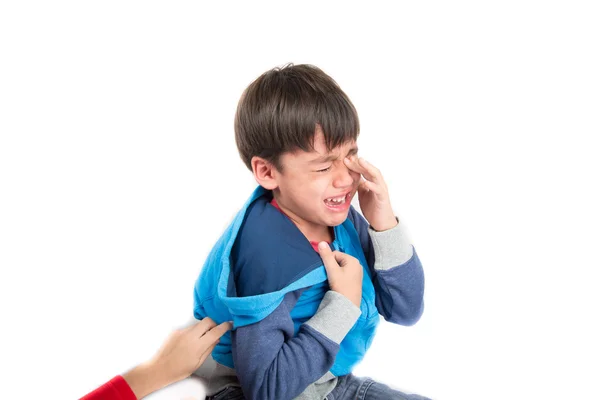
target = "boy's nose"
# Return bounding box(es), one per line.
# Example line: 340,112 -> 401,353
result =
333,163 -> 355,188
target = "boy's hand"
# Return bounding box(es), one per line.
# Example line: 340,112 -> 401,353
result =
344,156 -> 398,231
318,242 -> 363,308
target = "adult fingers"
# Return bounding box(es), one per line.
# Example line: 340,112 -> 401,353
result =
202,321 -> 232,344
197,341 -> 219,366
189,317 -> 217,337
196,321 -> 232,356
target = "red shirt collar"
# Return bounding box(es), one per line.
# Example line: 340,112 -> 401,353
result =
270,197 -> 330,251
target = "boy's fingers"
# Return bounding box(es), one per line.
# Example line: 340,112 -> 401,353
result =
344,157 -> 370,179
343,156 -> 363,173
332,251 -> 354,267
360,179 -> 383,196
318,242 -> 339,274
344,157 -> 379,183
357,158 -> 383,183
358,179 -> 370,194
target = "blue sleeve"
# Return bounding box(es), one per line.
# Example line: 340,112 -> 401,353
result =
371,250 -> 425,325
348,207 -> 425,325
232,289 -> 360,400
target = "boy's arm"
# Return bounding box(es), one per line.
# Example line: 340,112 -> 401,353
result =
232,288 -> 361,400
349,207 -> 425,325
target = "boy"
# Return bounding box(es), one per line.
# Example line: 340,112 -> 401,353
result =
194,64 -> 427,400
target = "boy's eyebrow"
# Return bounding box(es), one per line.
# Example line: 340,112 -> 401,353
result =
310,146 -> 359,164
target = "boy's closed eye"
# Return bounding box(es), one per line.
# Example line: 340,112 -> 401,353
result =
316,165 -> 332,173
313,147 -> 359,173
315,154 -> 359,173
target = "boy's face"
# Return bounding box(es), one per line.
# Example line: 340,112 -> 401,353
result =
272,129 -> 361,235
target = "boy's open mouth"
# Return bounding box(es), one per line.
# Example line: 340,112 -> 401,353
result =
323,191 -> 352,212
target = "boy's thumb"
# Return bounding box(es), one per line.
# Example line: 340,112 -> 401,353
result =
317,242 -> 338,275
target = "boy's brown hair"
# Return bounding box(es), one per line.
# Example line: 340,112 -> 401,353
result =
234,64 -> 360,171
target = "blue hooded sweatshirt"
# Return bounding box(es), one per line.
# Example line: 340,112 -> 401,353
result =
193,186 -> 424,399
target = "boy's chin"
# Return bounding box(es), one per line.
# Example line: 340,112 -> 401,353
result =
323,211 -> 350,227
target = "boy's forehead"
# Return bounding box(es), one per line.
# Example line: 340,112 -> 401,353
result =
282,130 -> 358,166
303,139 -> 358,163
313,140 -> 357,155
308,127 -> 357,156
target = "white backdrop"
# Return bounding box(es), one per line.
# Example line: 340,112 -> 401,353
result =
1,2 -> 599,399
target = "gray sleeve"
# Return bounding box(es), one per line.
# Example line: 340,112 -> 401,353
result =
348,208 -> 425,325
369,218 -> 414,270
232,289 -> 361,400
305,290 -> 362,343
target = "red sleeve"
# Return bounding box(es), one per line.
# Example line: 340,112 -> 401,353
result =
80,375 -> 137,400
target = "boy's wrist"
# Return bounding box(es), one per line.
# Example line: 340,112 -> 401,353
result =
306,291 -> 362,344
370,216 -> 398,232
368,217 -> 414,270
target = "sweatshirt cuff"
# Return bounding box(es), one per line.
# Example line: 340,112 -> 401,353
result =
305,291 -> 361,344
80,375 -> 137,400
368,217 -> 414,270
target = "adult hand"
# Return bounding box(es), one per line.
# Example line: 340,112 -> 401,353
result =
123,318 -> 232,399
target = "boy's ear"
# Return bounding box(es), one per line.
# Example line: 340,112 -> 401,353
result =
251,156 -> 279,190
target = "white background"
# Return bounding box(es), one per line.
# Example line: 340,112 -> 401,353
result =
1,1 -> 599,399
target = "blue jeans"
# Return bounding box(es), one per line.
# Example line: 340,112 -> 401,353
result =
206,385 -> 245,400
326,374 -> 431,400
205,375 -> 431,400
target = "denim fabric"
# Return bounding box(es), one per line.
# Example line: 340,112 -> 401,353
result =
205,385 -> 245,400
205,375 -> 431,400
325,374 -> 432,400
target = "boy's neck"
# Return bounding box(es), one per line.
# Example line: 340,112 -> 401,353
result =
270,197 -> 333,243
296,223 -> 334,245
305,225 -> 334,244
